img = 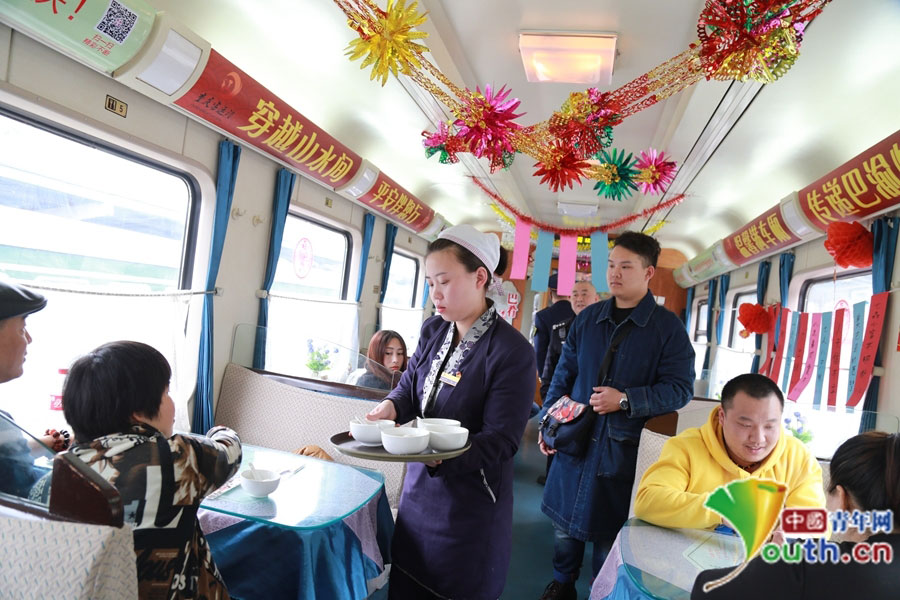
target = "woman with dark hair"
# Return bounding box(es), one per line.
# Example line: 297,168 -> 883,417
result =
692,431 -> 900,599
367,224 -> 536,599
64,341 -> 242,600
354,329 -> 408,390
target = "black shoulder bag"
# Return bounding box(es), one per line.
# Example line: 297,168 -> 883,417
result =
539,320 -> 634,456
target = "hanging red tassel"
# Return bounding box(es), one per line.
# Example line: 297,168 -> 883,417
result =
823,221 -> 874,268
737,303 -> 771,338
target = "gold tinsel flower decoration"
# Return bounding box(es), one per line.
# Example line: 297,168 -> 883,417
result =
345,0 -> 429,86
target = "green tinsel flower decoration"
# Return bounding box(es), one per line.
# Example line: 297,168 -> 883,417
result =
591,148 -> 639,201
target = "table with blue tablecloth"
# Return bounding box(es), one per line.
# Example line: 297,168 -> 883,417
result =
591,519 -> 743,600
199,445 -> 393,600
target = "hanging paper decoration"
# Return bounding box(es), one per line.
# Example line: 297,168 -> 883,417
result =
635,148 -> 678,195
343,0 -> 429,86
823,221 -> 874,268
510,217 -> 531,280
590,148 -> 639,201
333,0 -> 831,192
737,303 -> 771,338
422,122 -> 464,164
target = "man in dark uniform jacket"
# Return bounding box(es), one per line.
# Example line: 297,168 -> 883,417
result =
540,280 -> 600,399
533,274 -> 574,388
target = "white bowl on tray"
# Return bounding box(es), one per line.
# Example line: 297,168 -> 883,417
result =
426,424 -> 469,451
349,419 -> 395,445
381,426 -> 430,454
240,469 -> 280,497
417,417 -> 462,430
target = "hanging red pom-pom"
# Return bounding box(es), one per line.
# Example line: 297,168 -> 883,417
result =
823,221 -> 873,268
737,302 -> 771,338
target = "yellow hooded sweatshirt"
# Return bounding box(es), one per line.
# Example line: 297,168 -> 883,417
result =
634,407 -> 825,529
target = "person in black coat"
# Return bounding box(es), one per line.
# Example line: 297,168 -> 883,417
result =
532,274 -> 574,384
692,431 -> 900,600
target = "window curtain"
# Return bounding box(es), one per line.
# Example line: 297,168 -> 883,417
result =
379,222 -> 398,304
751,260 -> 772,373
192,140 -> 241,434
253,168 -> 297,370
775,253 -> 795,350
684,286 -> 695,332
702,279 -> 718,371
422,281 -> 430,309
861,216 -> 898,430
715,273 -> 730,345
355,213 -> 375,303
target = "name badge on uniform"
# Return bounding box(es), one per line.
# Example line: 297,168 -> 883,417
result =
440,371 -> 461,386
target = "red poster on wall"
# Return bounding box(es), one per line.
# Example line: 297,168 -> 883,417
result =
846,292 -> 889,408
174,50 -> 361,189
798,130 -> 900,232
356,172 -> 435,233
722,206 -> 801,266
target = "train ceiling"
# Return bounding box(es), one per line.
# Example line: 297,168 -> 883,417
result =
147,0 -> 900,260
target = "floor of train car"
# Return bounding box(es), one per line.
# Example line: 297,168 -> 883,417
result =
369,417 -> 595,600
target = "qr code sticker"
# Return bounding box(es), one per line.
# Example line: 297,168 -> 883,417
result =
95,0 -> 138,45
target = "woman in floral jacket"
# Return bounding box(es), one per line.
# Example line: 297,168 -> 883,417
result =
64,341 -> 242,600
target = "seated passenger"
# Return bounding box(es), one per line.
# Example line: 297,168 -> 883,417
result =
634,373 -> 824,529
692,431 -> 900,599
64,341 -> 242,600
354,329 -> 407,390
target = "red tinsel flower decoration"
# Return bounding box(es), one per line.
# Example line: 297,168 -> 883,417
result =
824,221 -> 874,268
455,84 -> 523,170
533,140 -> 590,193
737,303 -> 771,339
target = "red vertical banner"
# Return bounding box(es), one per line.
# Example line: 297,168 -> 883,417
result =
769,307 -> 791,383
788,312 -> 809,392
827,308 -> 846,408
788,312 -> 822,401
759,303 -> 780,376
846,292 -> 890,408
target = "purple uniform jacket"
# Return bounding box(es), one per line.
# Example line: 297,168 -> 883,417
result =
385,313 -> 536,599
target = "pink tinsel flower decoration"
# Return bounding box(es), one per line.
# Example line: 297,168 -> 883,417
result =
422,121 -> 450,148
635,148 -> 677,195
454,84 -> 523,165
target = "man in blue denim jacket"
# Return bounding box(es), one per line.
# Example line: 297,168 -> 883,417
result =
538,232 -> 695,600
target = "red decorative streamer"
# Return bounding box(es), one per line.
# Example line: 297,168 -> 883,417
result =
471,176 -> 684,236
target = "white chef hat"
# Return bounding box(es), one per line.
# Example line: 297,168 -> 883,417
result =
437,224 -> 500,273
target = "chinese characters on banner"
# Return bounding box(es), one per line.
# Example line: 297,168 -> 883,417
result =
1,0 -> 156,72
798,130 -> 900,231
722,205 -> 800,266
175,50 -> 361,189
355,172 -> 435,233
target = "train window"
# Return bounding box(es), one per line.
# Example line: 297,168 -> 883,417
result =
0,109 -> 196,432
382,252 -> 418,308
693,300 -> 708,343
728,290 -> 757,351
270,214 -> 351,300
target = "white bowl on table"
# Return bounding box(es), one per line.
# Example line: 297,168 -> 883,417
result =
426,424 -> 469,451
349,419 -> 395,445
240,469 -> 281,497
381,427 -> 430,455
417,417 -> 462,430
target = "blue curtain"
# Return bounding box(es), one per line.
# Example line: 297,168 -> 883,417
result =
422,281 -> 430,309
751,260 -> 772,373
716,273 -> 730,345
193,140 -> 241,434
702,279 -> 717,371
774,253 -> 795,351
253,168 -> 297,370
684,286 -> 695,332
355,213 -> 375,303
379,223 -> 398,304
861,217 -> 898,429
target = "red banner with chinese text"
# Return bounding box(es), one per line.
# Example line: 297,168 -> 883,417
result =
846,292 -> 889,408
356,172 -> 435,233
722,205 -> 801,266
174,50 -> 361,189
798,130 -> 900,232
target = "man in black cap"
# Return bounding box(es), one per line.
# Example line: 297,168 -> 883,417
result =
0,279 -> 47,385
533,273 -> 574,395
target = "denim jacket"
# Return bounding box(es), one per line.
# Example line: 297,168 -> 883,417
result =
541,290 -> 694,540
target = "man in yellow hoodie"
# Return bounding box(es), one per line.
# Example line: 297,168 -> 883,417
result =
634,373 -> 824,529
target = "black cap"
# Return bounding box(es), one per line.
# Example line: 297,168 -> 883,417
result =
0,280 -> 47,321
548,273 -> 559,290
